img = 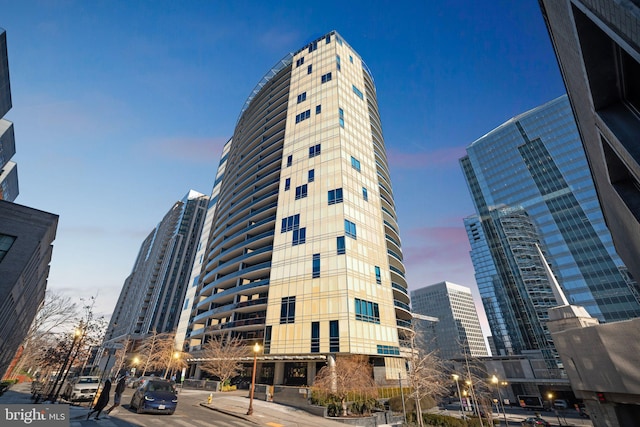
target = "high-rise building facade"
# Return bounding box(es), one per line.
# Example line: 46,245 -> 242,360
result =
175,139 -> 232,352
0,29 -> 18,202
538,0 -> 640,286
184,31 -> 411,385
104,190 -> 208,344
411,281 -> 488,360
0,29 -> 58,378
460,96 -> 640,372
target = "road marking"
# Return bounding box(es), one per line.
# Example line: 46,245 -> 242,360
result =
266,423 -> 284,427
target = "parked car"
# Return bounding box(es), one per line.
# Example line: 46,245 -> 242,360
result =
553,399 -> 569,409
129,379 -> 177,415
61,376 -> 100,402
522,416 -> 551,427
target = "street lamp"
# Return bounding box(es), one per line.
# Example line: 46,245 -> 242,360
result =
465,379 -> 483,425
491,375 -> 508,426
170,351 -> 180,380
48,327 -> 82,402
452,374 -> 467,424
247,342 -> 261,415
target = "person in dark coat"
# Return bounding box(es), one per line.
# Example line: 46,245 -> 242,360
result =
105,375 -> 127,414
87,378 -> 111,420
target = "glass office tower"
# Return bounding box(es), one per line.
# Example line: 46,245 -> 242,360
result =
461,96 -> 640,370
184,31 -> 411,386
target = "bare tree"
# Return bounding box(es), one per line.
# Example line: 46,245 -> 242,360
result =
198,335 -> 250,387
137,330 -> 185,377
111,336 -> 132,377
10,291 -> 79,377
404,323 -> 450,427
312,355 -> 378,417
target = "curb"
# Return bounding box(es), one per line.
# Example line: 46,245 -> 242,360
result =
199,402 -> 259,424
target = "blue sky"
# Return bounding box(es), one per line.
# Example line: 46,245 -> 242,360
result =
2,1 -> 566,335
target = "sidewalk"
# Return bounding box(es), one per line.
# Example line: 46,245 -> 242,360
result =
200,390 -> 352,427
0,381 -> 93,421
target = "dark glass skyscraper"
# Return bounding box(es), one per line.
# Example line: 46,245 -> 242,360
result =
461,96 -> 640,370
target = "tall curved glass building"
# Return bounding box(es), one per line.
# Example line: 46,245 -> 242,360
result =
184,31 -> 410,385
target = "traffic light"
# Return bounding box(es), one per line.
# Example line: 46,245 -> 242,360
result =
596,392 -> 606,403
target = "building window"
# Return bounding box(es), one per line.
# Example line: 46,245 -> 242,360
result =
292,227 -> 306,245
307,64 -> 313,74
328,188 -> 343,205
297,92 -> 307,104
377,345 -> 400,356
321,72 -> 332,84
351,156 -> 361,172
339,108 -> 344,128
375,266 -> 381,284
0,234 -> 16,263
329,320 -> 339,352
309,144 -> 321,158
326,34 -> 331,44
264,325 -> 272,355
336,36 -> 343,46
280,296 -> 296,324
337,236 -> 346,255
281,214 -> 300,232
285,178 -> 291,191
349,55 -> 353,63
316,104 -> 321,114
287,155 -> 292,167
295,109 -> 311,123
352,85 -> 363,100
355,298 -> 380,324
295,184 -> 308,200
311,322 -> 320,353
336,55 -> 341,71
308,169 -> 315,182
345,219 -> 357,239
312,253 -> 320,278
308,41 -> 317,53
296,57 -> 304,67
362,187 -> 368,201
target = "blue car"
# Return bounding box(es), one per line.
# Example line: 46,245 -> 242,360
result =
130,380 -> 177,415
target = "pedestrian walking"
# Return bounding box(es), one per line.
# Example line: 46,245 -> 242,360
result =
105,375 -> 127,415
87,378 -> 111,420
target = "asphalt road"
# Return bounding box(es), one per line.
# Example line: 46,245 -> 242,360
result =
70,387 -> 254,427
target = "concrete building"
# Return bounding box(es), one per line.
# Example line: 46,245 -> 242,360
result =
0,28 -> 58,379
547,281 -> 640,425
104,190 -> 208,345
0,201 -> 58,378
539,0 -> 640,287
175,139 -> 232,352
460,96 -> 640,375
411,281 -> 488,360
0,29 -> 18,202
184,31 -> 411,386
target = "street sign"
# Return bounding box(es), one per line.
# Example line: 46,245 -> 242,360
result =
103,342 -> 124,349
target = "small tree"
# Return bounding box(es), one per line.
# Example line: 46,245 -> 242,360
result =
137,330 -> 186,377
405,322 -> 449,427
10,291 -> 79,378
198,335 -> 250,388
312,355 -> 378,417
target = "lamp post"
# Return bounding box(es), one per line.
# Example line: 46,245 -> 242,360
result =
548,392 -> 562,426
465,379 -> 483,426
452,374 -> 466,422
247,342 -> 261,415
48,327 -> 82,402
491,375 -> 508,426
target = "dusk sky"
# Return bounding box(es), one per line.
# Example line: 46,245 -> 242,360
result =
2,1 -> 566,336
